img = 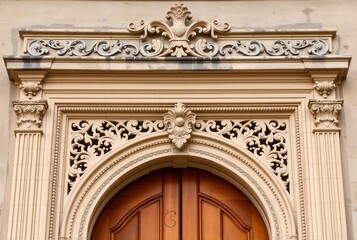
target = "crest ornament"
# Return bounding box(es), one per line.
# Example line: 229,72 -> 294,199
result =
164,102 -> 196,149
128,3 -> 230,57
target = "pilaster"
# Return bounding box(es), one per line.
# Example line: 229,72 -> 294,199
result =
305,72 -> 348,240
7,71 -> 48,240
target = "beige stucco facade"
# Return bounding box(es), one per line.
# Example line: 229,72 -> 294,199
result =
0,1 -> 356,240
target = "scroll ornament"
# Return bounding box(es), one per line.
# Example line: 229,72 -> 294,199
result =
26,4 -> 329,58
163,102 -> 196,149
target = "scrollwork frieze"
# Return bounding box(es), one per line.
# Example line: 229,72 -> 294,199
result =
25,4 -> 331,58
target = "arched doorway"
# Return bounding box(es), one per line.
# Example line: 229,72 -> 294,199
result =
91,168 -> 268,240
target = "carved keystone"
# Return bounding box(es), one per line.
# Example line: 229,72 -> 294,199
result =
164,102 -> 196,149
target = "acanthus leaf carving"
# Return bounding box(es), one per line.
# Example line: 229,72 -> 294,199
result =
308,99 -> 343,128
163,102 -> 196,149
314,80 -> 336,98
127,3 -> 230,57
19,81 -> 43,99
12,100 -> 48,129
219,39 -> 329,57
27,39 -> 139,57
193,119 -> 289,191
25,5 -> 331,58
68,119 -> 166,192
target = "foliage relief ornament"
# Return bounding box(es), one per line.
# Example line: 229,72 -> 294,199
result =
68,119 -> 166,191
163,102 -> 196,149
219,39 -> 329,56
314,80 -> 336,98
127,3 -> 231,57
12,100 -> 48,129
193,119 -> 289,191
19,81 -> 43,99
308,99 -> 343,128
27,39 -> 139,57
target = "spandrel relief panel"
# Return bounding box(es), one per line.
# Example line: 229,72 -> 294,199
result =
66,110 -> 291,194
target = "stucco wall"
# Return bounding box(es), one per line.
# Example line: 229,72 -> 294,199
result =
0,1 -> 356,239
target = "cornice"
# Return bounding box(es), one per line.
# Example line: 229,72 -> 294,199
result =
3,55 -> 351,82
18,28 -> 337,39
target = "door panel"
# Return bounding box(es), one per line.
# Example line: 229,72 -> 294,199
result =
91,168 -> 268,240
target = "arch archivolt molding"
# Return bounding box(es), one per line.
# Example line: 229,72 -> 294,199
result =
60,132 -> 296,240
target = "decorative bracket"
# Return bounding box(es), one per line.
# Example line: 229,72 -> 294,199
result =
12,100 -> 48,129
314,80 -> 336,99
308,99 -> 343,128
15,70 -> 47,100
163,102 -> 196,149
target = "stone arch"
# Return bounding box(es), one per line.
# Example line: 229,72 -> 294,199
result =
60,132 -> 296,240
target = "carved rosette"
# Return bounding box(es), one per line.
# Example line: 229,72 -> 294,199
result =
308,100 -> 343,128
314,80 -> 336,98
19,81 -> 43,99
12,100 -> 48,129
163,103 -> 196,149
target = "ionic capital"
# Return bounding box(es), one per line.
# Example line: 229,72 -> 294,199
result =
12,100 -> 48,129
308,99 -> 343,129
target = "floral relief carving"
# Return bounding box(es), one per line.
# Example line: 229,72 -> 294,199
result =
68,120 -> 166,191
25,5 -> 331,58
220,39 -> 329,57
163,102 -> 196,149
193,119 -> 289,191
27,39 -> 139,57
12,100 -> 48,129
128,3 -> 230,57
314,80 -> 336,98
19,81 -> 43,99
308,100 -> 343,127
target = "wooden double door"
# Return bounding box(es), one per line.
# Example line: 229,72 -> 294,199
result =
91,168 -> 268,240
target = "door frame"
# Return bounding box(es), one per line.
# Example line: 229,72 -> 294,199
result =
3,4 -> 351,240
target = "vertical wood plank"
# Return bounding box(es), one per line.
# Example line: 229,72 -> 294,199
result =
181,168 -> 198,240
163,169 -> 180,240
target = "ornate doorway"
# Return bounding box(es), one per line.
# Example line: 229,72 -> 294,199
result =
91,168 -> 268,240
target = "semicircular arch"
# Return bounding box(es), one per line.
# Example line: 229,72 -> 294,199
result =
60,132 -> 296,240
